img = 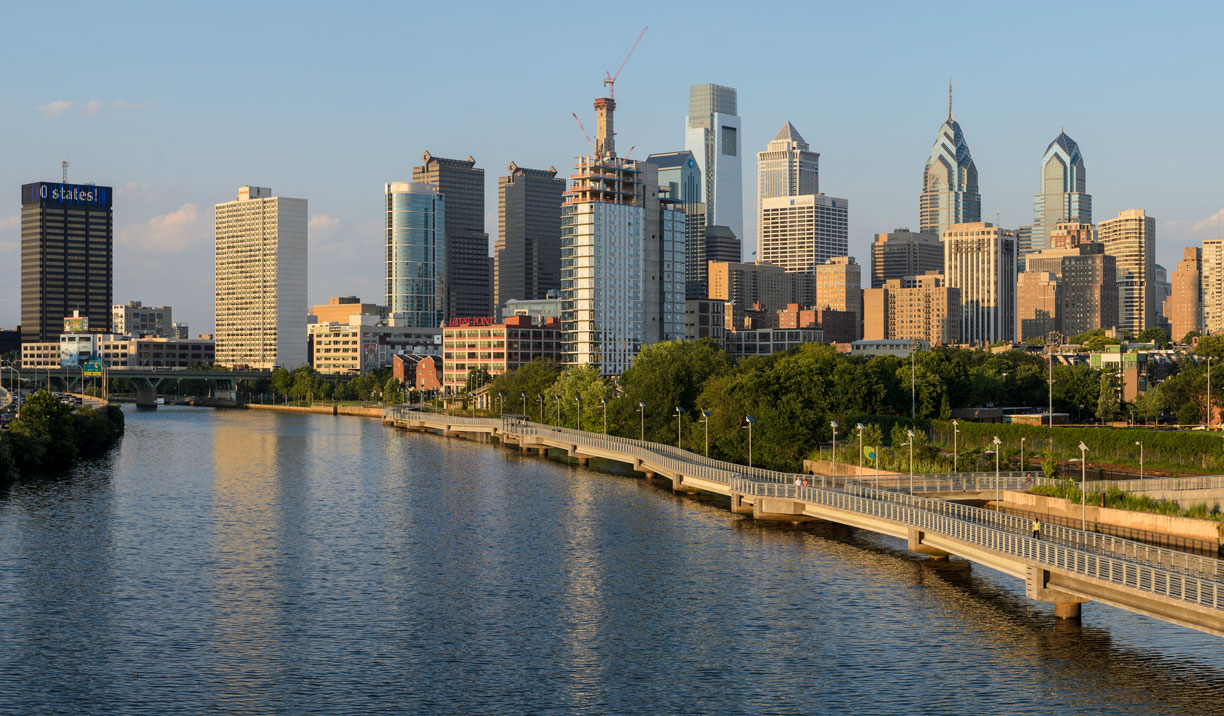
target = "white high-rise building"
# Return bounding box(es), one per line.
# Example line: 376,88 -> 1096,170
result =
1202,240 -> 1224,334
758,194 -> 849,274
1098,209 -> 1156,335
943,222 -> 1017,345
214,186 -> 307,369
685,84 -> 742,244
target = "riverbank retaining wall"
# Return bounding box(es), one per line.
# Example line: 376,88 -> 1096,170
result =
1004,489 -> 1224,547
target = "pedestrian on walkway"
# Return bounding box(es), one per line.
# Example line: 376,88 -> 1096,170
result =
1032,518 -> 1041,540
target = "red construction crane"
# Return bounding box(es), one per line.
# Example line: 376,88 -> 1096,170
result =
603,26 -> 647,99
571,112 -> 595,152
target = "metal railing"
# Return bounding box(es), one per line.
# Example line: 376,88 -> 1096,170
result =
736,478 -> 1224,611
1033,474 -> 1224,495
388,409 -> 1224,609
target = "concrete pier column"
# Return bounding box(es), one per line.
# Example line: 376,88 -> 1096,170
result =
577,457 -> 589,466
537,447 -> 547,457
1055,602 -> 1083,620
730,493 -> 754,515
135,383 -> 158,408
643,471 -> 656,479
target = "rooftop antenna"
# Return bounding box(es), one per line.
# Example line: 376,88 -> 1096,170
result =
603,26 -> 647,99
61,158 -> 69,184
948,77 -> 953,120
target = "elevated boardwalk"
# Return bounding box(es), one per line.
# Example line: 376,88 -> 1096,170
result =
385,408 -> 1224,638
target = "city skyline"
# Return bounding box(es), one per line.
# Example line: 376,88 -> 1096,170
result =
2,2 -> 1223,333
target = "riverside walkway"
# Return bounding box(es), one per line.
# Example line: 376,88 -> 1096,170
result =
384,408 -> 1224,638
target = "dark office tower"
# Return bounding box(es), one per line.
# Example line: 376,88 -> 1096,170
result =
494,163 -> 565,312
644,151 -> 707,298
20,182 -> 113,342
689,225 -> 741,298
413,152 -> 491,319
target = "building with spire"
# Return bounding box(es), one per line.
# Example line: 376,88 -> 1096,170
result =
562,92 -> 684,374
685,84 -> 742,243
757,122 -> 819,202
920,82 -> 981,240
1031,130 -> 1090,263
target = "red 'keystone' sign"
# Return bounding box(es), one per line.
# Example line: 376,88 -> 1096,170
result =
447,316 -> 496,328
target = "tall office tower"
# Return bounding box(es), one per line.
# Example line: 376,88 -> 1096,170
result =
1015,226 -> 1035,267
214,186 -> 307,369
1168,247 -> 1202,342
561,95 -> 684,374
385,182 -> 445,328
1016,271 -> 1061,341
707,260 -> 814,314
687,225 -> 741,299
20,181 -> 113,342
644,151 -> 706,298
1202,240 -> 1224,334
413,152 -> 491,319
1049,221 -> 1096,250
870,229 -> 943,288
815,256 -> 862,338
1031,130 -> 1091,262
685,84 -> 742,241
1098,209 -> 1156,335
757,121 -> 819,201
1061,243 -> 1118,336
494,163 -> 565,312
943,222 -> 1017,345
1154,264 -> 1172,332
863,274 -> 961,346
759,194 -> 849,274
919,84 -> 981,239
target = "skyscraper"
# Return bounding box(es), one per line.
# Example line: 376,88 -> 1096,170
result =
759,194 -> 849,275
214,186 -> 307,369
385,182 -> 445,328
561,95 -> 684,374
870,229 -> 943,288
1016,271 -> 1060,341
815,257 -> 862,339
1098,209 -> 1156,335
943,222 -> 1016,345
757,122 -> 819,203
644,151 -> 707,297
1061,243 -> 1118,336
20,181 -> 113,342
685,84 -> 742,242
413,152 -> 491,320
1202,240 -> 1224,335
1168,246 -> 1202,343
1031,130 -> 1091,261
920,84 -> 981,239
494,163 -> 565,312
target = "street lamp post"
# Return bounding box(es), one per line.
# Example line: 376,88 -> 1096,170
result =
521,391 -> 527,416
952,419 -> 959,472
1020,436 -> 1026,474
744,416 -> 755,467
910,340 -> 919,419
902,429 -> 914,494
537,393 -> 544,422
830,420 -> 839,473
1209,357 -> 1214,431
499,391 -> 505,415
1136,440 -> 1144,480
575,396 -> 582,430
700,410 -> 711,456
856,423 -> 865,478
554,395 -> 562,425
1078,441 -> 1089,533
601,398 -> 608,434
638,401 -> 646,441
992,435 -> 1002,510
675,406 -> 684,449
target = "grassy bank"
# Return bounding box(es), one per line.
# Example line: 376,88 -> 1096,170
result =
0,391 -> 125,485
1033,480 -> 1224,522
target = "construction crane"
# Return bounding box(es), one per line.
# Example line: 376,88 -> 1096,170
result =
602,26 -> 647,99
571,112 -> 595,152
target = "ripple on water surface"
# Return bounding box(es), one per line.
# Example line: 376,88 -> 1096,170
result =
0,406 -> 1222,715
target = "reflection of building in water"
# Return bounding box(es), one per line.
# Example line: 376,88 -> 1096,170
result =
208,419 -> 288,694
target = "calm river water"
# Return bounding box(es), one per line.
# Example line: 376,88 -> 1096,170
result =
2,407 -> 1224,715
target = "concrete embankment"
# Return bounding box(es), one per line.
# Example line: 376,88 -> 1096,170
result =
247,403 -> 384,418
1003,489 -> 1224,551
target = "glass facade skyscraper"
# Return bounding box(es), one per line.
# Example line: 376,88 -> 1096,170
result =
920,87 -> 981,239
644,151 -> 706,298
385,182 -> 445,328
685,84 -> 742,244
1031,130 -> 1090,261
757,122 -> 819,201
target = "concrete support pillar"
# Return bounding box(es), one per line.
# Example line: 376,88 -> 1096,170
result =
643,471 -> 656,479
537,447 -> 547,457
1055,602 -> 1082,620
730,493 -> 754,515
577,457 -> 589,466
134,382 -> 157,409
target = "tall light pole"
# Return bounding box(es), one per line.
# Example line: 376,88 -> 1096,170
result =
554,394 -> 561,425
830,420 -> 839,472
910,339 -> 919,419
856,423 -> 865,478
601,398 -> 608,434
744,416 -> 755,467
700,410 -> 711,456
675,406 -> 684,449
952,419 -> 960,472
1209,356 -> 1214,431
498,391 -> 505,415
1020,436 -> 1026,474
1047,331 -> 1059,453
1136,440 -> 1144,480
521,391 -> 527,416
1078,441 -> 1089,532
992,435 -> 1002,510
638,401 -> 646,441
903,429 -> 914,494
537,393 -> 544,422
575,395 -> 582,430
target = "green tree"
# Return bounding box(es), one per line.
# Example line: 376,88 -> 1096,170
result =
487,358 -> 563,418
384,377 -> 405,405
1197,334 -> 1224,361
9,390 -> 78,468
1182,330 -> 1202,345
1095,373 -> 1120,422
465,367 -> 492,393
615,339 -> 732,443
270,367 -> 291,397
1136,326 -> 1171,349
546,365 -> 612,430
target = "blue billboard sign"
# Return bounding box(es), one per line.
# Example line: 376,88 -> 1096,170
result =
21,182 -> 112,207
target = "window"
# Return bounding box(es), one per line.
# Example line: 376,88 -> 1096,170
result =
721,126 -> 737,157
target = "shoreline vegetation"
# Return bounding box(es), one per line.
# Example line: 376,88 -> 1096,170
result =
0,390 -> 125,486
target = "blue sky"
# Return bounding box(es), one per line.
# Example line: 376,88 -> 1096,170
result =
1,0 -> 1220,332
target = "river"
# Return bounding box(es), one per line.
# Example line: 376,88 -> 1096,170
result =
1,406 -> 1223,715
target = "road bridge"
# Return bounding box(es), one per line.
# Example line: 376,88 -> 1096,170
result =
21,368 -> 273,407
385,408 -> 1224,638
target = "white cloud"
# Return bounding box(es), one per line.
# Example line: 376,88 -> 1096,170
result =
37,100 -> 74,119
82,99 -> 103,117
118,204 -> 203,254
309,213 -> 342,239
